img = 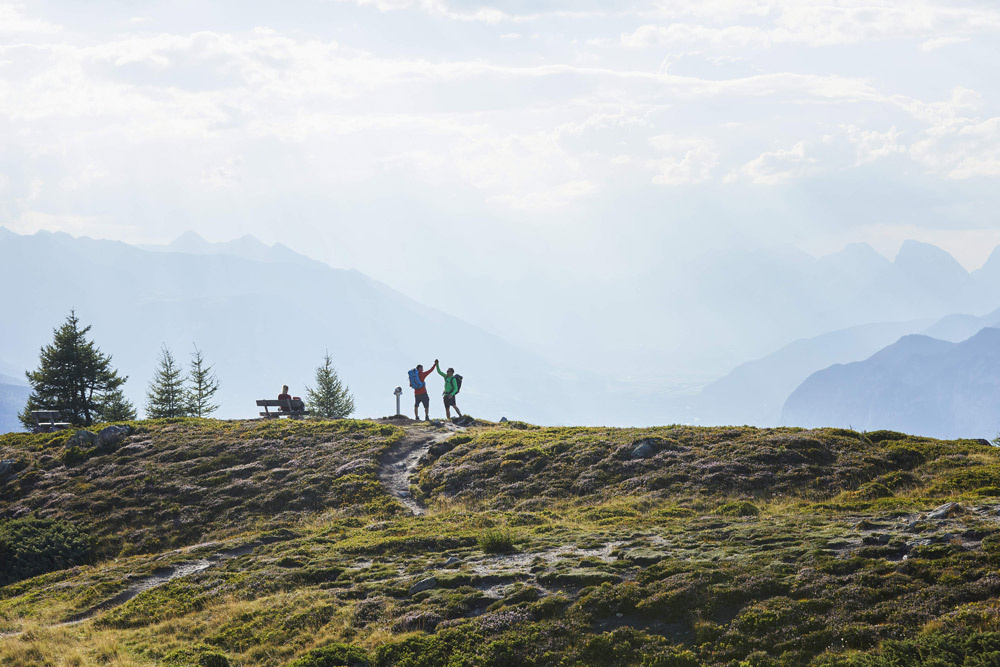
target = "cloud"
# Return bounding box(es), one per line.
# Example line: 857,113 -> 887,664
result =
844,125 -> 906,164
624,1 -> 1000,50
649,134 -> 718,185
726,140 -> 816,185
0,4 -> 61,34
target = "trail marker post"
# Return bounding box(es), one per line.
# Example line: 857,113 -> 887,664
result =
394,386 -> 402,416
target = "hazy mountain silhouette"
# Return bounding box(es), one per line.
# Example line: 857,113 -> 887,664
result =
0,371 -> 29,434
692,305 -> 1000,428
671,241 -> 992,375
781,328 -> 1000,439
141,231 -> 328,269
0,229 -> 599,429
694,319 -> 933,427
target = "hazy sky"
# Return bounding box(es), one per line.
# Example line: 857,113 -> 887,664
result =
3,0 -> 1000,349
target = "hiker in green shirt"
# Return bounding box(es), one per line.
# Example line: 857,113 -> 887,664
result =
436,364 -> 463,420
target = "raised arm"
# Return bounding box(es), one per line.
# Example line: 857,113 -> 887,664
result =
436,362 -> 447,378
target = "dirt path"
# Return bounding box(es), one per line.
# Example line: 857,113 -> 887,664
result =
0,541 -> 268,638
379,423 -> 463,516
60,542 -> 260,626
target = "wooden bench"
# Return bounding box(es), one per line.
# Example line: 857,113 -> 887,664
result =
256,399 -> 309,419
31,410 -> 71,433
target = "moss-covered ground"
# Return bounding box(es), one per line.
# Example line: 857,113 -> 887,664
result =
3,420 -> 1000,666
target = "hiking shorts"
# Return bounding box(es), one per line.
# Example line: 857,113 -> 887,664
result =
415,393 -> 429,409
443,394 -> 457,408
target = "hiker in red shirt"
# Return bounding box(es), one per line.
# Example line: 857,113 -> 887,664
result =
409,360 -> 438,421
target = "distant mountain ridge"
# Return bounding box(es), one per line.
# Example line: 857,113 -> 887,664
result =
139,230 -> 328,269
0,229 -> 599,429
781,327 -> 1000,439
691,305 -> 1000,429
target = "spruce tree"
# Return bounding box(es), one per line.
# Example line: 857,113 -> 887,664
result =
305,352 -> 355,419
19,311 -> 129,429
145,345 -> 188,418
186,345 -> 220,418
96,387 -> 138,423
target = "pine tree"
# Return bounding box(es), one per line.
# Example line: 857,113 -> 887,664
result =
19,311 -> 129,429
95,387 -> 137,423
305,352 -> 355,419
145,345 -> 188,418
186,345 -> 220,418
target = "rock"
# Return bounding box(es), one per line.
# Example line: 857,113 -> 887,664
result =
500,417 -> 508,423
928,502 -> 963,520
444,556 -> 461,566
631,442 -> 656,459
409,576 -> 437,595
862,534 -> 891,545
65,430 -> 98,448
97,424 -> 131,447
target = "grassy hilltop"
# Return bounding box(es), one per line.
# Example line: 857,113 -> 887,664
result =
3,419 -> 1000,666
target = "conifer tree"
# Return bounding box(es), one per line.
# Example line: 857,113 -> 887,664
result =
19,311 -> 129,429
145,345 -> 188,418
96,387 -> 138,423
306,352 -> 355,419
186,345 -> 220,418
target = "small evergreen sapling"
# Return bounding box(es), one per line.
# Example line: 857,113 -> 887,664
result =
145,344 -> 188,418
306,352 -> 355,419
186,345 -> 220,418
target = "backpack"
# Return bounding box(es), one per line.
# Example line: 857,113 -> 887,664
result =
408,368 -> 424,390
453,374 -> 463,394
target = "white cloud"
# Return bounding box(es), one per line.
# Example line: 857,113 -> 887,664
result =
648,134 -> 718,185
489,179 -> 597,210
625,1 -> 1000,50
0,4 -> 60,33
844,125 -> 906,164
726,141 -> 815,185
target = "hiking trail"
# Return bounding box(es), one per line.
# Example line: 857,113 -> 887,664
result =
379,423 -> 463,516
0,540 -> 278,638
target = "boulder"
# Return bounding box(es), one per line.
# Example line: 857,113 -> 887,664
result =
409,576 -> 438,595
927,502 -> 963,521
97,425 -> 131,447
631,440 -> 659,459
65,430 -> 98,448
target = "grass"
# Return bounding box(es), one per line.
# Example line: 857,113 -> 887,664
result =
3,419 -> 1000,665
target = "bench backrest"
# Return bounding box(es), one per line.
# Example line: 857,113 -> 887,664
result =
31,410 -> 63,424
256,399 -> 306,410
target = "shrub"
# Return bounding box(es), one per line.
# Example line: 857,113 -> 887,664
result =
0,516 -> 93,585
288,643 -> 371,667
479,527 -> 515,554
715,501 -> 760,517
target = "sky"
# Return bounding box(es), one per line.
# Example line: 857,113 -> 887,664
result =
2,0 -> 1000,377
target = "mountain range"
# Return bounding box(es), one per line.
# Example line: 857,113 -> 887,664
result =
6,227 -> 1000,436
692,304 -> 1000,429
782,327 -> 1000,439
0,229 -> 603,431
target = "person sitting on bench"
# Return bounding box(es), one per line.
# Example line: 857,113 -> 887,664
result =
278,385 -> 292,412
